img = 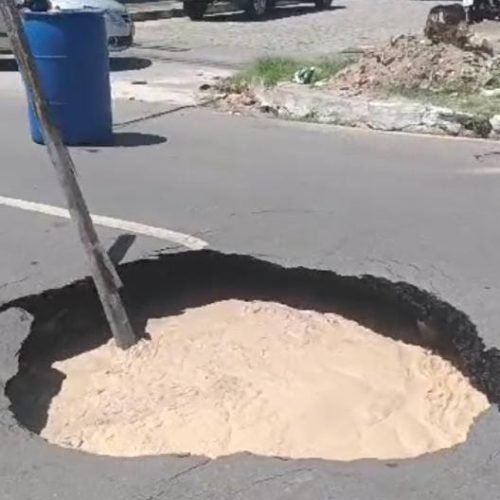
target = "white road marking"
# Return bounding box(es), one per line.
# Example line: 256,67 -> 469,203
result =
458,167 -> 500,175
0,195 -> 208,250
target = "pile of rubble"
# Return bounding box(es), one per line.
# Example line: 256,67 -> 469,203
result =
209,4 -> 500,138
331,34 -> 500,95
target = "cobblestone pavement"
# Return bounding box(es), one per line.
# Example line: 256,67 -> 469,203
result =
134,0 -> 442,58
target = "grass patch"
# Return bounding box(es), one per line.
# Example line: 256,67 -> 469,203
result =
385,85 -> 500,137
231,55 -> 357,90
387,86 -> 500,117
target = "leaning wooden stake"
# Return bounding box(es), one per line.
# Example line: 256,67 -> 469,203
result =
0,0 -> 136,349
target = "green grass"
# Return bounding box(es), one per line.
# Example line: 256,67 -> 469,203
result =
230,55 -> 357,90
230,56 -> 500,117
384,85 -> 500,137
387,86 -> 500,118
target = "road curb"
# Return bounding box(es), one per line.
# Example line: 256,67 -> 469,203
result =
251,83 -> 499,140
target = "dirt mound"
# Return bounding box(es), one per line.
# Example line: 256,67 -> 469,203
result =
40,299 -> 488,460
332,34 -> 499,94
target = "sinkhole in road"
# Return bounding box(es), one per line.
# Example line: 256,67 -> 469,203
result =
5,251 -> 498,461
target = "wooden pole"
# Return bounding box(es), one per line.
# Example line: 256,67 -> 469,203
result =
0,0 -> 136,349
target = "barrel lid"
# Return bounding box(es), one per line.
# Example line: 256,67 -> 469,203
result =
23,8 -> 105,17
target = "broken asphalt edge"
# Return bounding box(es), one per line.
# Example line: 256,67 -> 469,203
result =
1,258 -> 500,498
238,83 -> 500,140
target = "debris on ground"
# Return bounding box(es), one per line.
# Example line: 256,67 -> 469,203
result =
206,76 -> 261,114
424,3 -> 494,54
293,67 -> 317,84
330,34 -> 500,95
215,88 -> 260,115
424,4 -> 469,48
330,4 -> 499,95
210,4 -> 500,135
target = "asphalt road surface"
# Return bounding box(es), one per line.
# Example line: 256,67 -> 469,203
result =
1,95 -> 500,499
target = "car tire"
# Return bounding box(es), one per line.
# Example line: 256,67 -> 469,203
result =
314,0 -> 332,9
243,0 -> 269,19
184,0 -> 209,20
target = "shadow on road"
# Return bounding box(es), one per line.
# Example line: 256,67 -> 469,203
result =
107,234 -> 137,264
83,132 -> 167,149
0,57 -> 17,72
110,132 -> 167,147
110,57 -> 152,72
204,3 -> 345,22
0,57 -> 153,73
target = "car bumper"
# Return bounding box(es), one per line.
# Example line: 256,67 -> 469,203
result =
104,11 -> 134,52
0,34 -> 10,54
0,12 -> 134,54
108,35 -> 133,51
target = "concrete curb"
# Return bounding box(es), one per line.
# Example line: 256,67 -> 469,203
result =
253,83 -> 500,140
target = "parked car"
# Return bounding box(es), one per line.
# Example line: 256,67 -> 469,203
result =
0,32 -> 9,55
0,0 -> 134,53
183,0 -> 332,21
0,12 -> 10,54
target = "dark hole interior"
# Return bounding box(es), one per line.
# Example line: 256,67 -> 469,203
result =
3,250 -> 500,437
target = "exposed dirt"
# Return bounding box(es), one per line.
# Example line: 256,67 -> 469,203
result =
330,34 -> 500,95
40,299 -> 488,460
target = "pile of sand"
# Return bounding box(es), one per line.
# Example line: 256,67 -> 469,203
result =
331,34 -> 498,94
41,299 -> 489,460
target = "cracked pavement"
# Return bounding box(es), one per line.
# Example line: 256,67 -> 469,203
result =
1,93 -> 500,499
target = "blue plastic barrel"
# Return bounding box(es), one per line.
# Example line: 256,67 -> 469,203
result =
23,10 -> 113,145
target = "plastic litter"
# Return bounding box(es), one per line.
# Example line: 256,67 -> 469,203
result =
293,66 -> 317,84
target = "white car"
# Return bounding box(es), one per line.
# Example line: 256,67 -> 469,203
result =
51,0 -> 135,51
0,0 -> 134,53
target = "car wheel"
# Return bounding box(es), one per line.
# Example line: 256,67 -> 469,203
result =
244,0 -> 268,19
184,0 -> 209,20
314,0 -> 332,9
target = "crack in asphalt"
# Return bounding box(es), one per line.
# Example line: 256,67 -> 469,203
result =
114,97 -> 222,128
0,276 -> 30,292
135,458 -> 212,500
231,467 -> 314,498
474,151 -> 500,161
114,105 -> 197,128
475,444 -> 500,474
314,235 -> 350,267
